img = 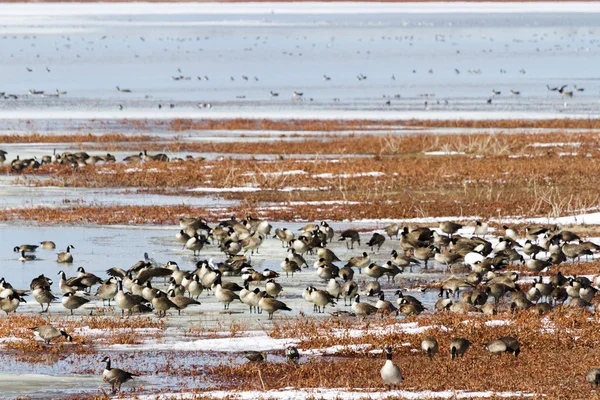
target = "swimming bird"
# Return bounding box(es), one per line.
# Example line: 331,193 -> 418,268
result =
57,245 -> 74,263
116,86 -> 131,93
40,241 -> 56,250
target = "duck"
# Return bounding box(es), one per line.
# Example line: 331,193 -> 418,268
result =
57,245 -> 74,263
380,346 -> 403,390
30,325 -> 72,344
61,292 -> 90,315
244,351 -> 267,362
101,356 -> 137,393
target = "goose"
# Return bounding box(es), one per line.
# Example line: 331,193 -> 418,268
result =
346,252 -> 370,272
365,263 -> 387,282
186,234 -> 210,256
380,346 -> 403,390
265,279 -> 282,298
413,245 -> 436,268
308,287 -> 336,313
115,279 -> 145,316
273,228 -> 294,247
244,351 -> 267,362
339,230 -> 360,249
326,278 -> 341,300
523,240 -> 545,259
450,338 -> 470,359
242,235 -> 263,254
366,233 -> 385,252
510,90 -> 520,96
587,368 -> 600,389
58,271 -> 86,294
270,90 -> 279,97
365,281 -> 382,297
152,291 -> 178,317
57,245 -> 74,263
33,286 -> 56,313
101,356 -> 137,393
30,325 -> 72,344
498,336 -> 520,356
115,86 -> 132,93
421,337 -> 439,359
142,150 -> 169,162
14,244 -> 39,253
258,293 -> 291,319
0,293 -> 25,314
338,265 -> 355,282
384,224 -> 400,239
61,293 -> 90,315
375,292 -> 398,316
141,281 -> 162,302
390,250 -> 419,271
96,277 -> 118,306
342,281 -> 359,306
473,221 -> 488,237
319,221 -> 335,243
76,267 -> 102,291
18,250 -> 36,262
39,240 -> 56,250
352,295 -> 378,317
316,247 -> 341,263
188,275 -> 204,299
214,278 -> 240,310
440,221 -> 462,237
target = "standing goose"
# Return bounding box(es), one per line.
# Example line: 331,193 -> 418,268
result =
30,325 -> 72,344
33,286 -> 56,312
14,244 -> 39,253
281,258 -> 301,278
258,292 -> 291,320
450,338 -> 471,359
152,291 -> 178,317
380,346 -> 403,390
421,337 -> 439,359
167,289 -> 200,315
366,233 -> 386,252
265,279 -> 282,298
352,295 -> 378,317
186,234 -> 210,256
76,267 -> 102,292
58,271 -> 86,294
57,245 -> 74,263
346,252 -> 370,272
101,356 -> 137,393
339,229 -> 360,249
96,277 -> 118,306
440,221 -> 462,237
61,292 -> 90,315
214,277 -> 240,310
114,279 -> 145,316
342,281 -> 359,306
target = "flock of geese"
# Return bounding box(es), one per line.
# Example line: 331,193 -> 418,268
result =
4,215 -> 600,392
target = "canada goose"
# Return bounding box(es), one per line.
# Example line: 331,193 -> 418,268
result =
346,252 -> 370,272
18,250 -> 36,262
380,346 -> 403,390
286,346 -> 300,363
102,356 -> 137,393
525,259 -> 551,272
375,292 -> 398,316
274,228 -> 294,247
326,278 -> 341,300
142,150 -> 169,162
289,237 -> 310,254
365,281 -> 382,297
32,285 -> 56,313
440,221 -> 462,237
342,281 -> 359,306
384,224 -> 400,239
141,281 -> 162,302
281,258 -> 301,278
115,86 -> 132,93
244,351 -> 267,362
0,293 -> 25,314
316,247 -> 341,263
115,279 -> 145,316
176,230 -> 191,247
472,221 -> 488,237
30,325 -> 72,344
167,289 -> 200,315
421,337 -> 439,359
265,279 -> 282,298
95,277 -> 118,306
587,368 -> 600,389
365,263 -> 387,282
390,250 -> 419,271
308,287 -> 336,313
352,295 -> 378,317
214,279 -> 240,310
188,275 -> 204,299
57,245 -> 74,263
498,336 -> 520,356
15,244 -> 39,253
450,338 -> 470,359
151,291 -> 177,317
414,245 -> 436,268
339,229 -> 360,249
62,293 -> 90,315
186,235 -> 210,256
523,240 -> 545,259
40,241 -> 56,250
76,267 -> 102,291
366,233 -> 385,252
258,293 -> 291,319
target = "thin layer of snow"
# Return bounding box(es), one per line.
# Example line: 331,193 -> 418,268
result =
424,151 -> 466,156
312,172 -> 385,179
107,331 -> 296,352
242,170 -> 307,177
484,320 -> 513,327
302,344 -> 371,356
161,388 -> 537,399
188,187 -> 261,193
530,142 -> 581,148
3,2 -> 600,17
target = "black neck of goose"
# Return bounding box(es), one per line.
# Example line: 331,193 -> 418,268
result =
105,359 -> 111,370
386,350 -> 393,360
